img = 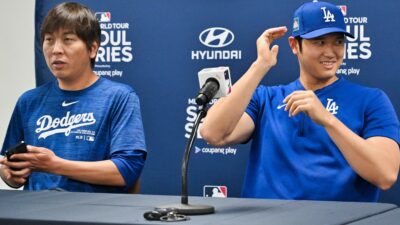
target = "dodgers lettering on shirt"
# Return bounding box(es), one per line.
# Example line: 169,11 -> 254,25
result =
1,77 -> 146,193
36,111 -> 96,139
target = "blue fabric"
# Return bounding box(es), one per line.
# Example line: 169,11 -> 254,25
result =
292,1 -> 353,39
1,77 -> 146,193
243,76 -> 399,201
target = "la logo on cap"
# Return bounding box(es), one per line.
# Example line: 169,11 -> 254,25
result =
321,7 -> 335,22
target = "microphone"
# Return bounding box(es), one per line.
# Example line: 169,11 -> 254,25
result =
154,67 -> 232,215
195,67 -> 231,105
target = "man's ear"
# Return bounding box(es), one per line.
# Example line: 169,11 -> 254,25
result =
89,41 -> 99,59
288,36 -> 299,55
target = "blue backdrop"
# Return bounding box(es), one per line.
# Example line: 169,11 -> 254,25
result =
35,0 -> 400,204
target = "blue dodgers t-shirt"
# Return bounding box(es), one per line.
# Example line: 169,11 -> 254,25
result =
244,77 -> 399,201
2,77 -> 146,193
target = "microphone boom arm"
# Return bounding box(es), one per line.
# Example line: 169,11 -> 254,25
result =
155,103 -> 214,215
181,105 -> 207,204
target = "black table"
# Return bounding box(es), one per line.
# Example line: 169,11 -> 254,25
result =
0,190 -> 397,225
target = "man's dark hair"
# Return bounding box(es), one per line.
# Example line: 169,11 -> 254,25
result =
40,2 -> 101,68
295,36 -> 303,52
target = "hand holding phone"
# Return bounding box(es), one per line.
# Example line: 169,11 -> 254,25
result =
5,142 -> 28,162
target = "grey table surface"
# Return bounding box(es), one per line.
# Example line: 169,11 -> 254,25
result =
347,207 -> 400,225
0,190 -> 397,225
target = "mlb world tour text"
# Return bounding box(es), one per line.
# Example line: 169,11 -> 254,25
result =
343,17 -> 371,60
96,23 -> 133,63
336,16 -> 371,76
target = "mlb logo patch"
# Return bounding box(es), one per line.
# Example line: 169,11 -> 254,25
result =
203,185 -> 227,198
293,17 -> 300,31
337,5 -> 347,16
95,12 -> 111,22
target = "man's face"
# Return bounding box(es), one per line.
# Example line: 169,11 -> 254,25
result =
293,33 -> 345,81
42,28 -> 96,81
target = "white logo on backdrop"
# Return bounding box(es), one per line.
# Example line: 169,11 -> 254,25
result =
191,27 -> 241,60
94,11 -> 132,77
95,12 -> 111,22
199,27 -> 234,48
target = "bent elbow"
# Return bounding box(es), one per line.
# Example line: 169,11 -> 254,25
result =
377,173 -> 398,191
200,127 -> 226,147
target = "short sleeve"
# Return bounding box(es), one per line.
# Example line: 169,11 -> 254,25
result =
362,89 -> 400,144
245,86 -> 263,124
108,91 -> 147,189
109,91 -> 146,153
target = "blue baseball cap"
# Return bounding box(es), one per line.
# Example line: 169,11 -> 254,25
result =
292,1 -> 354,39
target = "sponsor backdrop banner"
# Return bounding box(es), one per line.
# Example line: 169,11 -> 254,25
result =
35,0 -> 400,204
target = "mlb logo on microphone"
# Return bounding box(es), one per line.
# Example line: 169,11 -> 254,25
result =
203,185 -> 227,198
95,12 -> 111,22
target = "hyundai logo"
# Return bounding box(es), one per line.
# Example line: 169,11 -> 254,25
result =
199,27 -> 234,48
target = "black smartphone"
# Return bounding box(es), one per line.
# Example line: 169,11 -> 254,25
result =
5,142 -> 28,162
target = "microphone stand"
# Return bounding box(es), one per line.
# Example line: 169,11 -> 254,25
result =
156,103 -> 215,215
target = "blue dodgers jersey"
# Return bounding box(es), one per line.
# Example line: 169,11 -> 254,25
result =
243,77 -> 399,201
1,77 -> 146,193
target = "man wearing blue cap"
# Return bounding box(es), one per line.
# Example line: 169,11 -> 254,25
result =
201,1 -> 399,201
